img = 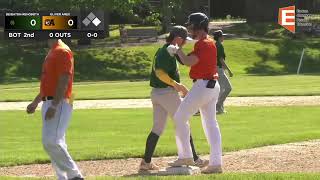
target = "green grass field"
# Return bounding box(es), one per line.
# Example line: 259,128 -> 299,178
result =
1,106 -> 320,167
1,74 -> 320,102
1,37 -> 319,82
2,173 -> 320,180
1,37 -> 319,101
91,38 -> 320,76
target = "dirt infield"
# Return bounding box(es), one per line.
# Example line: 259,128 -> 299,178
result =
1,140 -> 319,177
1,96 -> 320,111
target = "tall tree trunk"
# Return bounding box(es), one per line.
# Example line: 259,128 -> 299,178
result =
105,11 -> 110,37
161,0 -> 172,33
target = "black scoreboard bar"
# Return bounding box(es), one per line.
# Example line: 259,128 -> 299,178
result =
4,11 -> 106,39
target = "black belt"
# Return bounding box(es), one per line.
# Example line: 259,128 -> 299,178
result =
193,79 -> 212,83
193,79 -> 217,88
42,96 -> 54,101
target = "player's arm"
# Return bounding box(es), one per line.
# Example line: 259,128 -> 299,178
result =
26,93 -> 42,114
155,69 -> 188,97
155,69 -> 176,87
51,74 -> 70,107
154,68 -> 188,97
45,74 -> 70,120
33,93 -> 42,104
176,49 -> 199,67
154,52 -> 176,86
219,58 -> 233,77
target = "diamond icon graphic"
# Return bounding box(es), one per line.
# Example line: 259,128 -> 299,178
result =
87,12 -> 96,21
92,17 -> 101,26
82,18 -> 91,26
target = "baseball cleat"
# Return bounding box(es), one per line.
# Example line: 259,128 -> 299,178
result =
194,157 -> 209,168
216,110 -> 227,114
168,158 -> 195,167
201,165 -> 223,174
139,159 -> 159,171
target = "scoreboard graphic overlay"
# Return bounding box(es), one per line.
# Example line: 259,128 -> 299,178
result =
4,11 -> 105,39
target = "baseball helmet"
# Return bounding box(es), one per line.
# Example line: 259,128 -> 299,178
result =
185,12 -> 209,31
170,25 -> 188,40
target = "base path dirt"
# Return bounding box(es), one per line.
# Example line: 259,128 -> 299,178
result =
1,96 -> 320,111
1,140 -> 319,177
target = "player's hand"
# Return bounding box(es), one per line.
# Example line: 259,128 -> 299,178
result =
173,82 -> 182,92
167,44 -> 179,56
173,82 -> 189,98
26,102 -> 38,114
45,106 -> 57,120
179,84 -> 189,98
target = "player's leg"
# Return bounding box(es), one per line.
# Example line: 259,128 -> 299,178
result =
42,101 -> 68,180
170,81 -> 208,166
140,89 -> 169,170
199,82 -> 223,173
42,100 -> 83,179
217,68 -> 232,113
157,88 -> 207,166
51,158 -> 68,180
142,103 -> 168,163
41,110 -> 68,180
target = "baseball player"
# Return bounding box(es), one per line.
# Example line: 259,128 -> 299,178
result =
139,26 -> 209,171
213,30 -> 233,114
167,13 -> 223,174
26,39 -> 83,180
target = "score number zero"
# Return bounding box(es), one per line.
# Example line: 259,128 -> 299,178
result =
87,32 -> 98,38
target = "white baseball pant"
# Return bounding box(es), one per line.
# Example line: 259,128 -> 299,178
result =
41,100 -> 82,180
173,80 -> 222,166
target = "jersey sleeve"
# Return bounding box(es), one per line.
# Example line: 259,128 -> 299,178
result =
155,69 -> 176,86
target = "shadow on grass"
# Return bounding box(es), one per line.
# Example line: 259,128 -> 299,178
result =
0,40 -> 46,83
245,38 -> 320,75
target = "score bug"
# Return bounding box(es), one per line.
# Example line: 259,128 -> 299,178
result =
87,32 -> 98,38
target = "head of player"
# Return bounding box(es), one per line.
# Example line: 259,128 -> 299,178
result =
213,30 -> 226,43
166,25 -> 188,48
185,12 -> 209,40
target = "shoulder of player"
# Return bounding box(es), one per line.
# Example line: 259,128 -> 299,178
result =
51,48 -> 73,61
156,45 -> 174,60
54,46 -> 72,54
196,38 -> 216,49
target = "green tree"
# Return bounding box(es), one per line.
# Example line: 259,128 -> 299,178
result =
2,0 -> 40,10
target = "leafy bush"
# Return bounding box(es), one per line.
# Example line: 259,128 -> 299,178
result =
143,13 -> 161,26
0,40 -> 152,82
74,48 -> 152,81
